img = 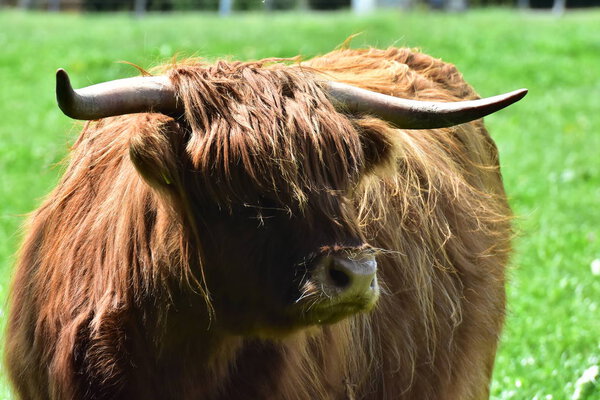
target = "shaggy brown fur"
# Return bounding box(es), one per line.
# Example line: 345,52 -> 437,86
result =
6,47 -> 512,400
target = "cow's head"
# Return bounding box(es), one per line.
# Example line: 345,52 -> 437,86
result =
55,64 -> 526,336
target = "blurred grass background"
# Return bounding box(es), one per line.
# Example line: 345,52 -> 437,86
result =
0,8 -> 599,399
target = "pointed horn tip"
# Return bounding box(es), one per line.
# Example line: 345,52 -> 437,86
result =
55,68 -> 77,118
56,68 -> 71,91
503,88 -> 528,105
494,88 -> 527,112
479,88 -> 528,116
513,88 -> 528,100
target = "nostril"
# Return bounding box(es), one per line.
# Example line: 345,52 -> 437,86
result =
328,264 -> 351,289
369,278 -> 376,289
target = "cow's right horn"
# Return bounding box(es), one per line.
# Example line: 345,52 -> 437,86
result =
56,69 -> 179,120
325,81 -> 528,129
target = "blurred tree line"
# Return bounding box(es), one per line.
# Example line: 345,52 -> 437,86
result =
2,0 -> 598,11
3,0 -> 351,11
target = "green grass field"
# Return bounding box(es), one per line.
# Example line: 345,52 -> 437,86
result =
1,8 -> 599,399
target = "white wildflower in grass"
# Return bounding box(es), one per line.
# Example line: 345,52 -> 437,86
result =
515,379 -> 522,388
520,356 -> 535,366
572,365 -> 599,400
561,169 -> 576,182
591,259 -> 600,276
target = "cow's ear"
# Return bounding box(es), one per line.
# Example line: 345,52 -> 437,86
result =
129,117 -> 184,191
357,118 -> 398,175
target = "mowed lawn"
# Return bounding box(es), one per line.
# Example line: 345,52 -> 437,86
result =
0,8 -> 599,399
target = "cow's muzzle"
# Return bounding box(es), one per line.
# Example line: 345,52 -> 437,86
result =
299,251 -> 379,324
312,253 -> 378,300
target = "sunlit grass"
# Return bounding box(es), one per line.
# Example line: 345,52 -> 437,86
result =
0,8 -> 598,399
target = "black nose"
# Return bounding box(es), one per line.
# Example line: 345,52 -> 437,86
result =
312,253 -> 378,299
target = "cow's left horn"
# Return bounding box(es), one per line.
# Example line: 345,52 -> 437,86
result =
325,81 -> 527,129
56,69 -> 179,120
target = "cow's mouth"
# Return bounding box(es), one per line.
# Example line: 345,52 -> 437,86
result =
296,284 -> 380,325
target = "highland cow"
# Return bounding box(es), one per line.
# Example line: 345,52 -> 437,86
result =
5,47 -> 526,400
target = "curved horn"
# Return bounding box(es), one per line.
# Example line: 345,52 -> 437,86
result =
56,69 -> 178,120
56,69 -> 526,128
326,81 -> 528,129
